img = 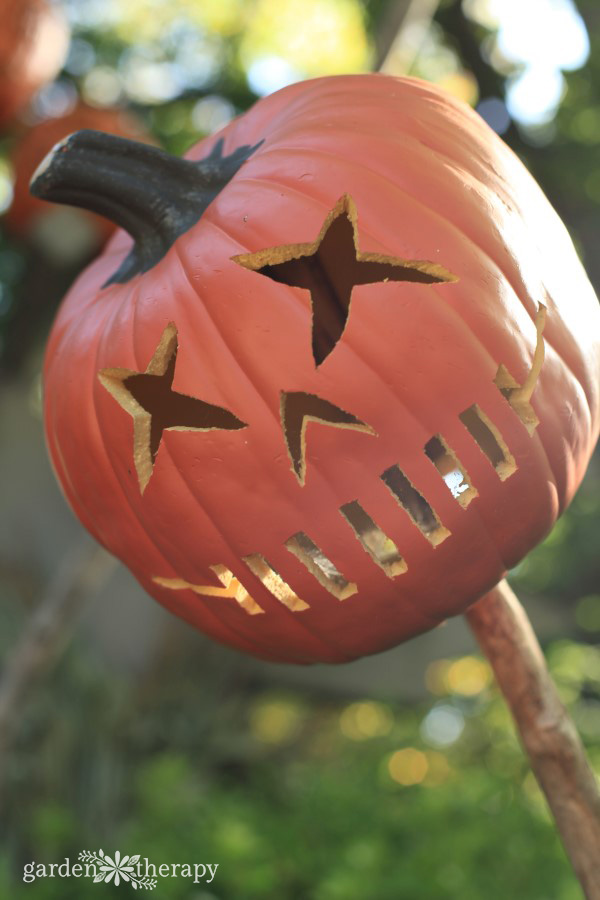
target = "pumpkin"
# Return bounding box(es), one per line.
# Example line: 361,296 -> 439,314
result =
33,75 -> 600,664
0,0 -> 69,127
7,104 -> 151,255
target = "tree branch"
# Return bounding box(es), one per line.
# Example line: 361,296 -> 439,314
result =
375,0 -> 440,73
0,540 -> 116,794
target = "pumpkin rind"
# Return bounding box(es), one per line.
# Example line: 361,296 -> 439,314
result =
41,75 -> 600,663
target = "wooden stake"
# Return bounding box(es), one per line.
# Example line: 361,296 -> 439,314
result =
466,579 -> 600,899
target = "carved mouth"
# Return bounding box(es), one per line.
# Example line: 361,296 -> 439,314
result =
152,304 -> 544,617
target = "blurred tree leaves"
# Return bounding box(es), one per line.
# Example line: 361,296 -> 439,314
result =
2,633 -> 597,897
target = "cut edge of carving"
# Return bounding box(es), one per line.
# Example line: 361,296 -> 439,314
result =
280,391 -> 376,486
99,322 -> 247,494
459,404 -> 517,481
380,464 -> 451,547
232,194 -> 459,283
243,554 -> 310,612
339,500 -> 407,578
424,435 -> 478,508
153,565 -> 264,615
98,369 -> 154,493
285,531 -> 358,600
494,303 -> 546,435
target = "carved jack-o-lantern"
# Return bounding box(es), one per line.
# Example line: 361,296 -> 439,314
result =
33,76 -> 600,664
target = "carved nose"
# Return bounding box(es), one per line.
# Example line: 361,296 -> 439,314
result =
280,390 -> 376,485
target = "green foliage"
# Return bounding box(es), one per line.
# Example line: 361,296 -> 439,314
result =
2,626 -> 598,898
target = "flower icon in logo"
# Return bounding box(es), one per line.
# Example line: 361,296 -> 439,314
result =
78,849 -> 157,890
96,850 -> 137,885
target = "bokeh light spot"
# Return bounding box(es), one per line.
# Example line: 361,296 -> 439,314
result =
249,697 -> 304,745
387,748 -> 429,786
64,38 -> 96,76
247,57 -> 302,97
240,0 -> 370,85
82,67 -> 124,107
339,702 -> 393,741
465,0 -> 589,125
438,72 -> 479,107
575,595 -> 600,633
507,67 -> 565,126
32,81 -> 79,121
0,160 -> 15,215
446,656 -> 492,696
425,659 -> 453,695
477,96 -> 511,134
192,96 -> 236,135
420,704 -> 465,748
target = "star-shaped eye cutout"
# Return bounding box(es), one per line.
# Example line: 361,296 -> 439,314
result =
98,324 -> 247,493
233,194 -> 457,366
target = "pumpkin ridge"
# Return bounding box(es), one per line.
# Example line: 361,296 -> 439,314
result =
170,238 -> 288,434
192,165 -> 542,592
102,302 -> 283,658
164,247 -> 445,646
237,142 -> 587,402
89,284 -> 162,534
166,250 -> 365,573
149,444 -> 324,660
333,308 -> 527,583
160,433 -> 354,661
325,136 -> 596,412
296,265 -> 556,588
330,147 -> 591,416
163,249 -> 377,659
468,340 -> 562,503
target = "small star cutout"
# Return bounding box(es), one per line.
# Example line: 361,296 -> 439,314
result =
98,323 -> 246,493
280,391 -> 375,486
233,194 -> 457,365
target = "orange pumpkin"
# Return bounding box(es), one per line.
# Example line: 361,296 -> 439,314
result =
33,75 -> 600,663
0,0 -> 69,127
7,104 -> 152,255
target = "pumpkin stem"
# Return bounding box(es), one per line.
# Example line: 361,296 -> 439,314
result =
29,129 -> 263,286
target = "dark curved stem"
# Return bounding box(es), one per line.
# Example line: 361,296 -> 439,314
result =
30,129 -> 263,286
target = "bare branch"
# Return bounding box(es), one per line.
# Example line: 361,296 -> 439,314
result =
376,0 -> 440,73
0,540 -> 116,793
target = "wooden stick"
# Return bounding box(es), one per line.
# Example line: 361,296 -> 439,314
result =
466,579 -> 600,899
